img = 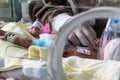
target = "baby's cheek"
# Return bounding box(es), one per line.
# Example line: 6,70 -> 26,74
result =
35,30 -> 41,36
31,30 -> 37,34
38,30 -> 41,34
30,31 -> 36,36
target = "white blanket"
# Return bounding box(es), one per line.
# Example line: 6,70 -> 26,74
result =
63,56 -> 120,80
0,22 -> 32,71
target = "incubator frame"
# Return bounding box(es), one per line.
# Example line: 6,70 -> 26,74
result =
48,7 -> 120,80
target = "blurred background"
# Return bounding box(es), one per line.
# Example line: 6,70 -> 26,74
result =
0,0 -> 38,22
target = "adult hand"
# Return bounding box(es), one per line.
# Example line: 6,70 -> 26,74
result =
68,24 -> 96,47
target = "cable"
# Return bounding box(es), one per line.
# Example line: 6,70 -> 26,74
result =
41,0 -> 94,9
5,45 -> 47,61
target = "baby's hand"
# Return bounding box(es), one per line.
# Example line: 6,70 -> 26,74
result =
0,29 -> 6,36
14,37 -> 32,48
93,38 -> 100,49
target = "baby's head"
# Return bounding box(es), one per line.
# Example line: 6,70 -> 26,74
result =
30,19 -> 42,38
104,38 -> 120,61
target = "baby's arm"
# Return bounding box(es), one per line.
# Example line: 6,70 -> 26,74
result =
0,29 -> 32,48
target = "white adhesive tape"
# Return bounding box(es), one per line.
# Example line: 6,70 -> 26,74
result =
5,32 -> 17,43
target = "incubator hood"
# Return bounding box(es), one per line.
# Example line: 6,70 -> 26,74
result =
48,7 -> 120,80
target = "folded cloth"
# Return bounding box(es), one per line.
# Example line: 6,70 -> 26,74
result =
1,22 -> 34,40
23,60 -> 48,79
63,56 -> 120,80
28,45 -> 48,61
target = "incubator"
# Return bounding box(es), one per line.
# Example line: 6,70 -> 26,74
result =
1,0 -> 120,80
48,7 -> 120,80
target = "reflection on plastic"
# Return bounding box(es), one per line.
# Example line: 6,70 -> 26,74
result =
0,57 -> 4,68
98,18 -> 120,60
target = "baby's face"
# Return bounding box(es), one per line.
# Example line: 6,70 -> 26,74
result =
29,27 -> 41,38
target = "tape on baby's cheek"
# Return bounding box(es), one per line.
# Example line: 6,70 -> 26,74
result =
5,32 -> 17,43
